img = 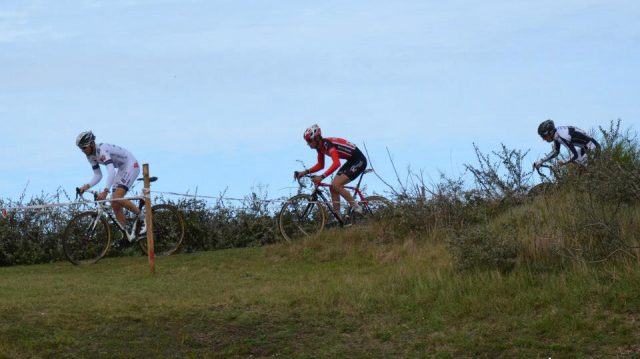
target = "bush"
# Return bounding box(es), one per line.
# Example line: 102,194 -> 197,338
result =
0,188 -> 282,267
447,225 -> 519,273
0,190 -> 75,265
385,119 -> 639,271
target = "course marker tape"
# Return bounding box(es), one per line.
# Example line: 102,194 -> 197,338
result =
0,196 -> 144,217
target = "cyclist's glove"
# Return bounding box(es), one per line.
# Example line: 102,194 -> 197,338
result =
293,171 -> 300,180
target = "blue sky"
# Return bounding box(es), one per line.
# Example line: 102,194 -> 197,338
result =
1,0 -> 639,202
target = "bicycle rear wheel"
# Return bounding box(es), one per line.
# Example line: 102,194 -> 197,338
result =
63,211 -> 111,265
278,194 -> 326,241
139,204 -> 185,256
349,196 -> 394,226
527,182 -> 555,198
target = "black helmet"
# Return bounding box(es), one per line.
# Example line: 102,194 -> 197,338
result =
537,120 -> 555,138
76,131 -> 96,148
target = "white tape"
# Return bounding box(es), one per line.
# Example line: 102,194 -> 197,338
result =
149,190 -> 346,205
149,190 -> 290,203
0,195 -> 144,216
1,187 -> 374,217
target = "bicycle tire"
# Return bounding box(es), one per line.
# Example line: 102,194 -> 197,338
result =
62,211 -> 111,265
527,182 -> 555,198
139,204 -> 185,256
349,195 -> 394,225
278,194 -> 327,241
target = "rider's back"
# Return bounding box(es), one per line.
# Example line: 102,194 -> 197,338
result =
87,143 -> 137,168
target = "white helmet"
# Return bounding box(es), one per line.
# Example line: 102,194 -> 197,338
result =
303,124 -> 321,142
76,131 -> 96,148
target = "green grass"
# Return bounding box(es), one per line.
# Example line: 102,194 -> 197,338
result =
1,227 -> 640,358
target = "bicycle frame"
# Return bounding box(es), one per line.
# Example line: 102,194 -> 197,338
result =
78,190 -> 145,242
302,169 -> 373,225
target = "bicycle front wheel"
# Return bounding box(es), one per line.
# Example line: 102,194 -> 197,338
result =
139,204 -> 185,256
278,194 -> 326,241
63,211 -> 111,265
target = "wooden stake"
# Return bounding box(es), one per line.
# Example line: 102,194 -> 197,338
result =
143,163 -> 155,274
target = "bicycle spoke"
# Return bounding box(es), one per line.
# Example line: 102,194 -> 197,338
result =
63,211 -> 111,265
139,204 -> 185,256
279,194 -> 326,241
349,196 -> 394,226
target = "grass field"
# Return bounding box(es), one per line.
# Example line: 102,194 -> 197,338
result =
1,227 -> 640,358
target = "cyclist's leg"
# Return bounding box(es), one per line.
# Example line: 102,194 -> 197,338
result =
576,147 -> 588,165
111,187 -> 139,227
330,174 -> 354,215
331,153 -> 367,214
111,162 -> 141,227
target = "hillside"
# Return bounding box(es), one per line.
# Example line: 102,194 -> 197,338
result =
1,226 -> 639,357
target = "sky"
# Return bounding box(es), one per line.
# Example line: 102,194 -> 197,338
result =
1,0 -> 639,203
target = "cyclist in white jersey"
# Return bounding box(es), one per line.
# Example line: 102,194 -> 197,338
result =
534,119 -> 601,170
76,131 -> 146,235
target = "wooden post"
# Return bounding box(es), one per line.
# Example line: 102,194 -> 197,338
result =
142,163 -> 156,274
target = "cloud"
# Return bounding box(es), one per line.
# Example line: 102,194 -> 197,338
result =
0,7 -> 71,43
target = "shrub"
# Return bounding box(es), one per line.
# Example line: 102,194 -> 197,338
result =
447,225 -> 519,273
0,188 -> 282,266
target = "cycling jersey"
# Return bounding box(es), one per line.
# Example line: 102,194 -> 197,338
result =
308,137 -> 365,178
86,143 -> 140,191
539,126 -> 600,165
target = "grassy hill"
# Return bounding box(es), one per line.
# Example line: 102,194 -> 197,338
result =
1,121 -> 638,357
1,225 -> 639,358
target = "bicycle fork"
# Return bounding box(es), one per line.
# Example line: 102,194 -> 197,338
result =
82,213 -> 102,242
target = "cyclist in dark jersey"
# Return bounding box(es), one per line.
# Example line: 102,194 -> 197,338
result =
534,119 -> 601,170
294,124 -> 367,218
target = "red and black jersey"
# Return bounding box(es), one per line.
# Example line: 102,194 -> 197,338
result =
308,137 -> 362,178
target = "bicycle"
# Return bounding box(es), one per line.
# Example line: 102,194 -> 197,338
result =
278,169 -> 393,241
62,177 -> 185,265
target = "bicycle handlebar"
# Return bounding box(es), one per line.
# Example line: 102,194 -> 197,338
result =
75,188 -> 99,202
296,174 -> 316,188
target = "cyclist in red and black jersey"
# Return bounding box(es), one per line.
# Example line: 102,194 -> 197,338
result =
294,124 -> 367,218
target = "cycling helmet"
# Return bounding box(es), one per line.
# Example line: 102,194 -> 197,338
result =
303,124 -> 321,142
76,131 -> 96,148
537,119 -> 555,138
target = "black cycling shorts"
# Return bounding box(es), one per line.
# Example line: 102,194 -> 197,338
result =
337,148 -> 367,180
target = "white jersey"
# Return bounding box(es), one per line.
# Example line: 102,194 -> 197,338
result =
85,143 -> 140,191
87,143 -> 136,169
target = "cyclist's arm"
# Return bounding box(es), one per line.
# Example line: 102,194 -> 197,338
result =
103,161 -> 116,192
539,141 -> 560,164
86,160 -> 102,187
561,138 -> 581,165
99,149 -> 116,193
321,148 -> 341,178
307,151 -> 325,174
